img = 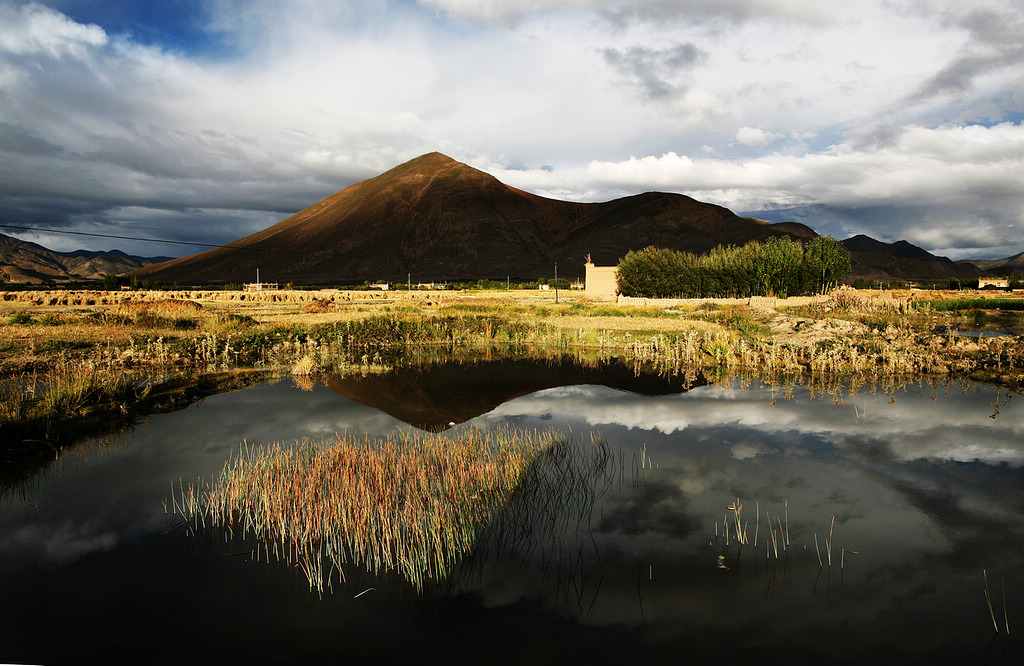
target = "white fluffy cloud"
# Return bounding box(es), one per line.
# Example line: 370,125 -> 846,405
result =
734,127 -> 778,146
0,2 -> 106,57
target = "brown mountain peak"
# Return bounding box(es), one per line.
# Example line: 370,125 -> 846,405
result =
132,153 -> 976,286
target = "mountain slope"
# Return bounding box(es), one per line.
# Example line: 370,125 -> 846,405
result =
131,152 -> 816,284
964,250 -> 1024,275
0,233 -> 171,284
841,235 -> 985,282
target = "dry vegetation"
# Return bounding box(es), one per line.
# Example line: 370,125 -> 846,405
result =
173,426 -> 611,593
2,285 -> 1023,454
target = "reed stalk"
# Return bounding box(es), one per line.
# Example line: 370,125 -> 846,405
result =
1003,577 -> 1010,635
174,425 -> 611,594
985,570 -> 999,633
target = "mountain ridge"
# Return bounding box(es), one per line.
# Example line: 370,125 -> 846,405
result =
0,233 -> 171,284
840,234 -> 983,282
962,250 -> 1024,275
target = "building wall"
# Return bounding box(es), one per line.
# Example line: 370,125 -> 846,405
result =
585,263 -> 618,299
979,278 -> 1010,289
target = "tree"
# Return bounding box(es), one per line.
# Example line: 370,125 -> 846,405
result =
616,235 -> 852,299
802,235 -> 851,294
616,247 -> 689,298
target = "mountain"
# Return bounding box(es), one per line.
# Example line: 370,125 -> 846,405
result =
841,234 -> 985,282
962,250 -> 1024,276
131,152 -> 817,284
129,152 -> 989,286
0,233 -> 172,284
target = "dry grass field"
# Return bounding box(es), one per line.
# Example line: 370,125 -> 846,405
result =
2,285 -> 1022,370
2,285 -> 1023,454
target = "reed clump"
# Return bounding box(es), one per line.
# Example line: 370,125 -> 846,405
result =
177,426 -> 607,592
0,361 -> 141,424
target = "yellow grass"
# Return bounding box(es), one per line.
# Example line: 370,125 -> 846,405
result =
2,286 -> 1022,392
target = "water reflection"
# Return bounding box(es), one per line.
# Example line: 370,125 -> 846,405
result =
948,326 -> 1024,338
1,358 -> 1023,664
323,354 -> 705,430
465,379 -> 1024,660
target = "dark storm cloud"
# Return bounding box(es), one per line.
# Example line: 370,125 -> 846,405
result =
601,43 -> 705,99
0,195 -> 106,229
907,7 -> 1024,104
0,122 -> 65,156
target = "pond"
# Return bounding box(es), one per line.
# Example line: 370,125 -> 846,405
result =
2,354 -> 1024,664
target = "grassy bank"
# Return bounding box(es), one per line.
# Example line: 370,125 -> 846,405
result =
0,363 -> 275,459
2,286 -> 1023,453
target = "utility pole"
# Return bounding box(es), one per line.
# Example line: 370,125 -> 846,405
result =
554,261 -> 559,304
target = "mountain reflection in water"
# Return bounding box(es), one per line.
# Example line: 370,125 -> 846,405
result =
324,355 -> 706,430
1,357 -> 1023,665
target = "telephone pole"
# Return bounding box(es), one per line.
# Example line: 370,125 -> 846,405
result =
554,261 -> 558,304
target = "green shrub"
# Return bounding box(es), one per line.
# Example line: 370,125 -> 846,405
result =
616,236 -> 850,299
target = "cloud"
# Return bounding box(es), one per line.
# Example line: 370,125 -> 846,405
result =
418,0 -> 834,25
492,121 -> 1024,257
0,1 -> 1022,259
734,126 -> 778,146
483,382 -> 1024,466
907,5 -> 1024,104
602,42 -> 705,99
0,2 -> 106,58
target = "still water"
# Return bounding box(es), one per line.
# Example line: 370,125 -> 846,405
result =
2,356 -> 1023,664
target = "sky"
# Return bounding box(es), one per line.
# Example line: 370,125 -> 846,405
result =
0,0 -> 1023,260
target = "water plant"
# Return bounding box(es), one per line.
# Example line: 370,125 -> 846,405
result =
715,498 -> 866,579
984,570 -> 1012,634
290,355 -> 317,376
174,426 -> 612,593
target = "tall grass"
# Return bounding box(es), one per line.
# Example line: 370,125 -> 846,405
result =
175,426 -> 612,593
0,361 -> 144,436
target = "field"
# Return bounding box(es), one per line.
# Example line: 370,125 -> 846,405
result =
2,285 -> 1023,455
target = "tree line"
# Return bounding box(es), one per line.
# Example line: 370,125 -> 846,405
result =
616,235 -> 851,299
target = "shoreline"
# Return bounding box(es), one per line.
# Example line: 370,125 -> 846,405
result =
2,286 -> 1022,454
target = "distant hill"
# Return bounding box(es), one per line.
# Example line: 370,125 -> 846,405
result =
841,234 -> 985,282
961,250 -> 1024,276
0,233 -> 172,284
131,152 -> 818,285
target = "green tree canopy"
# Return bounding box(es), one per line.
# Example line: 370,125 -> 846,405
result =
616,236 -> 851,299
